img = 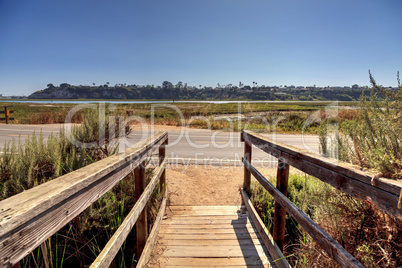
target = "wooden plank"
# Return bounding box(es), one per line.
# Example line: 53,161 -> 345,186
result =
273,159 -> 290,252
0,131 -> 167,267
159,233 -> 261,240
242,130 -> 401,216
90,159 -> 167,268
169,205 -> 241,211
136,190 -> 167,268
163,257 -> 269,267
241,189 -> 290,268
171,210 -> 241,216
157,238 -> 265,246
166,265 -> 265,268
160,223 -> 254,229
243,158 -> 365,268
170,214 -> 248,220
161,218 -> 250,225
161,245 -> 268,258
159,227 -> 259,234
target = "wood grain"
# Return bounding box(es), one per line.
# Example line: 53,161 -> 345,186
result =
149,205 -> 275,267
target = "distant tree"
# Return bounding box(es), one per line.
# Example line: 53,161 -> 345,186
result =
239,81 -> 243,88
162,81 -> 173,89
92,83 -> 95,86
106,82 -> 110,85
176,81 -> 183,89
60,83 -> 70,89
47,83 -> 55,89
199,85 -> 202,89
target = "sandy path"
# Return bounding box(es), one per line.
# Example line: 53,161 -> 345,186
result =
165,165 -> 278,206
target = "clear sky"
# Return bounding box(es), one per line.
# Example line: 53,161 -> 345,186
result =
0,0 -> 401,96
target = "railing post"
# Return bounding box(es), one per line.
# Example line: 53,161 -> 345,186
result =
5,106 -> 8,124
134,161 -> 147,258
273,158 -> 290,252
241,132 -> 252,190
159,138 -> 168,193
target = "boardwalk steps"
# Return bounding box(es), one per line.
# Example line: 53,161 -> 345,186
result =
147,205 -> 276,267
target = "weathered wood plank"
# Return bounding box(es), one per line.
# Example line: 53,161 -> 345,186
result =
165,265 -> 265,268
0,132 -> 168,267
161,245 -> 268,258
242,130 -> 401,216
169,205 -> 241,211
159,227 -> 259,234
136,190 -> 167,268
161,218 -> 250,225
91,159 -> 167,268
162,256 -> 269,267
241,189 -> 290,268
243,158 -> 364,268
170,214 -> 248,220
159,233 -> 261,240
172,212 -> 242,216
160,223 -> 254,229
157,238 -> 265,246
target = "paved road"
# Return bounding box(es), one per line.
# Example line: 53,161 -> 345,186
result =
0,124 -> 320,167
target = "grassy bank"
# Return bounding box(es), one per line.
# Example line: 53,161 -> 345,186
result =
1,101 -> 360,134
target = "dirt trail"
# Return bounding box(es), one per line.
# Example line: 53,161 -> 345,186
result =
165,165 -> 278,206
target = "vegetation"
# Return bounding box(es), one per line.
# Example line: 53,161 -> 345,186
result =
320,72 -> 401,179
0,110 -> 161,267
1,101 -> 360,134
28,82 -> 370,101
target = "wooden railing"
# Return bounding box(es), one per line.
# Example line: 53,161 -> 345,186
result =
241,130 -> 402,268
0,131 -> 168,268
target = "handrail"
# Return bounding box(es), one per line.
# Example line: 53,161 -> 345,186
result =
241,130 -> 401,216
0,131 -> 168,267
239,130 -> 401,267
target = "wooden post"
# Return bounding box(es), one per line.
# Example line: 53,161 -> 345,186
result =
273,158 -> 290,252
159,139 -> 167,193
5,106 -> 8,124
134,161 -> 147,258
243,142 -> 252,190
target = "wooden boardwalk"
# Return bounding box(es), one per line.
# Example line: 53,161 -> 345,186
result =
147,205 -> 275,267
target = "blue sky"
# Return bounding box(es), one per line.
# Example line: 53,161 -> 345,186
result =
0,0 -> 401,96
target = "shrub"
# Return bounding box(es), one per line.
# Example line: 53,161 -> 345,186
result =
320,72 -> 401,179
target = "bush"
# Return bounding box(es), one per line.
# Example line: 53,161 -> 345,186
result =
320,72 -> 401,178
